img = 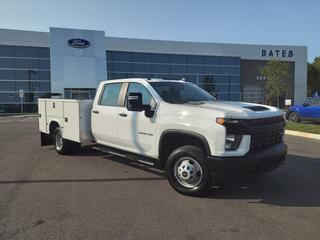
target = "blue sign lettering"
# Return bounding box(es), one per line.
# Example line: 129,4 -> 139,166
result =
268,50 -> 273,57
288,50 -> 293,57
261,49 -> 293,58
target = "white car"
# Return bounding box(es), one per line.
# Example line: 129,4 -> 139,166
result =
38,78 -> 287,196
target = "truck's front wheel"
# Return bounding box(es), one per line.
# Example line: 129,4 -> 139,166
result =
166,146 -> 211,196
53,127 -> 79,155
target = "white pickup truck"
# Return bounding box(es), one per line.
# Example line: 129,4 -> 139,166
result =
38,78 -> 287,196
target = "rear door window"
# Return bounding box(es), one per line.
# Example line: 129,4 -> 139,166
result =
99,83 -> 122,106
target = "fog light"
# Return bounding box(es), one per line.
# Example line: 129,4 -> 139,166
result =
225,134 -> 242,151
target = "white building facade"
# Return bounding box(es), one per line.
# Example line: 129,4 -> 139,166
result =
0,27 -> 307,113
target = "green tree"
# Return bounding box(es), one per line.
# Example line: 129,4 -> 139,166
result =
260,59 -> 290,107
307,57 -> 320,96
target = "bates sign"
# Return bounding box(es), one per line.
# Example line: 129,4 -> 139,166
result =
261,49 -> 293,58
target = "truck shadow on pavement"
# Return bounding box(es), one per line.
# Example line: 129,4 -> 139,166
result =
48,148 -> 320,207
87,148 -> 320,208
208,154 -> 320,207
77,148 -> 320,207
1,146 -> 319,207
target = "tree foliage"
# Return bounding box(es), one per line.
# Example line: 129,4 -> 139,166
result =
307,57 -> 320,96
260,59 -> 290,107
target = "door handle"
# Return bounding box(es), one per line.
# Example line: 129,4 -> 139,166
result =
119,113 -> 127,117
92,110 -> 99,114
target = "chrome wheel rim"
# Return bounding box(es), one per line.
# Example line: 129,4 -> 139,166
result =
55,132 -> 63,151
288,112 -> 297,122
174,157 -> 203,188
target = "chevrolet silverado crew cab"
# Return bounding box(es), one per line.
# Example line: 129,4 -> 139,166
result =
38,78 -> 287,196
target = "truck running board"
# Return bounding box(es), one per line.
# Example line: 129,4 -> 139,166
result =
92,145 -> 156,166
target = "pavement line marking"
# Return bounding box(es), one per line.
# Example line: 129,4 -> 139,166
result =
0,120 -> 11,123
285,130 -> 320,140
20,117 -> 35,122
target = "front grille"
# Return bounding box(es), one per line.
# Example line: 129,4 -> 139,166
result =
247,116 -> 284,127
224,116 -> 285,151
250,128 -> 284,151
249,116 -> 285,151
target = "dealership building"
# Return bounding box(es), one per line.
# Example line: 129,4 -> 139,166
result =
0,27 -> 307,113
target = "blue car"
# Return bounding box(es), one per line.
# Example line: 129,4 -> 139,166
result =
286,98 -> 320,122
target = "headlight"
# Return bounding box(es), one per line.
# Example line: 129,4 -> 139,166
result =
225,134 -> 242,151
216,118 -> 244,150
216,118 -> 243,125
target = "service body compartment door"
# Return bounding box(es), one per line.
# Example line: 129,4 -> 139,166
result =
46,100 -> 63,117
63,101 -> 80,142
38,100 -> 48,133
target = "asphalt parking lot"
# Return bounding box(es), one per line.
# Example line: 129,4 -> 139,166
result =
0,116 -> 320,240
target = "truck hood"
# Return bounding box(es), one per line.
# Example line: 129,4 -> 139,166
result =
185,101 -> 282,119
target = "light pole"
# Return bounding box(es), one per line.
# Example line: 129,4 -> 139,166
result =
27,70 -> 37,112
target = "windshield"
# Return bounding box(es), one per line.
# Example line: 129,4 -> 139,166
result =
150,81 -> 215,104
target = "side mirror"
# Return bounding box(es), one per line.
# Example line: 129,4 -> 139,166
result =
144,105 -> 155,118
127,92 -> 143,112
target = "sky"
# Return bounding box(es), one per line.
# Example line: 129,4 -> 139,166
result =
0,0 -> 319,62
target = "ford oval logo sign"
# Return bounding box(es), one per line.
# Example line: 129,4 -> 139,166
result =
67,39 -> 90,48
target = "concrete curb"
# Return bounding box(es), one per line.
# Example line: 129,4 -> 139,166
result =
285,130 -> 320,140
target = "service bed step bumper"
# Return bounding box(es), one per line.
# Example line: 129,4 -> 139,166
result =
207,143 -> 287,185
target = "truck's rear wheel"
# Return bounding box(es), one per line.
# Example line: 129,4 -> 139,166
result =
53,127 -> 79,155
166,146 -> 211,196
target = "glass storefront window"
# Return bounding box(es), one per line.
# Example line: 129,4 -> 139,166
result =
171,65 -> 187,74
220,57 -> 238,66
106,51 -> 241,102
39,60 -> 50,69
132,52 -> 151,63
15,70 -> 39,80
38,48 -> 50,58
113,62 -> 132,72
152,54 -> 170,63
0,70 -> 15,80
171,55 -> 187,64
188,55 -> 203,65
204,66 -> 220,74
112,51 -> 132,62
0,46 -> 14,57
0,58 -> 14,68
132,63 -> 151,73
151,64 -> 170,73
187,65 -> 203,74
204,56 -> 219,65
0,81 -> 15,91
0,45 -> 51,112
14,46 -> 38,58
14,59 -> 39,69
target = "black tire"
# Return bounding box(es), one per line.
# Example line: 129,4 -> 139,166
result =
166,145 -> 211,196
287,111 -> 300,123
53,127 -> 79,155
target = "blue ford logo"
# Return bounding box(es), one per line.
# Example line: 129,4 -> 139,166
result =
67,39 -> 90,48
